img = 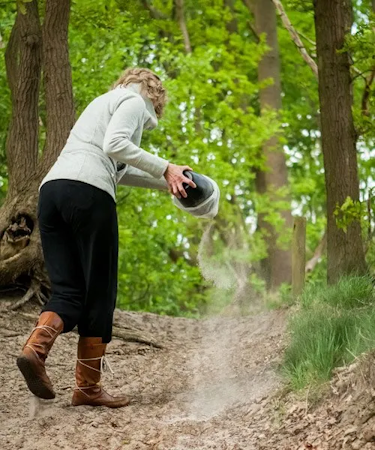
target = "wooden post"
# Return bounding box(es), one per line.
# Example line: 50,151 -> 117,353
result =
292,217 -> 306,299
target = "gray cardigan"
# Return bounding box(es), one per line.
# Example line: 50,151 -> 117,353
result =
41,84 -> 169,200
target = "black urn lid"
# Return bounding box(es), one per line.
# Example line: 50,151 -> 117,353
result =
177,171 -> 214,208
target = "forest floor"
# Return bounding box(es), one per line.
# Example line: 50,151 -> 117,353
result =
1,296 -> 375,450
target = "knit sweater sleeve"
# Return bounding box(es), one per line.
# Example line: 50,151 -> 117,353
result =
118,165 -> 169,190
103,96 -> 169,179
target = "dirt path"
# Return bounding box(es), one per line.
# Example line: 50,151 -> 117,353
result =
0,299 -> 286,450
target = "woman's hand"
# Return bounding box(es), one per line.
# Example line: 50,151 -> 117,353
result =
163,163 -> 197,199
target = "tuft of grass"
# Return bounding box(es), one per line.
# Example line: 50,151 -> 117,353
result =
300,275 -> 374,309
283,275 -> 375,390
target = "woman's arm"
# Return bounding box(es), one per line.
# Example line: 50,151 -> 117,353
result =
105,95 -> 196,197
103,96 -> 169,179
119,164 -> 197,199
118,166 -> 169,190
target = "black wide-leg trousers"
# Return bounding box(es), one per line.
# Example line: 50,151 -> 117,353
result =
38,180 -> 118,343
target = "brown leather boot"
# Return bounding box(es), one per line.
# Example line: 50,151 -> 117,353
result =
16,311 -> 64,399
71,337 -> 130,408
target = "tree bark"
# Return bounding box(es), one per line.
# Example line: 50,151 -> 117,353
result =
0,0 -> 75,300
41,0 -> 75,174
313,0 -> 367,283
253,0 -> 293,290
5,1 -> 41,197
225,0 -> 238,34
361,0 -> 375,116
292,217 -> 306,298
175,0 -> 191,54
141,0 -> 167,20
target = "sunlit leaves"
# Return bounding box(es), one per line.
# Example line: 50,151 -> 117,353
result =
0,0 -> 374,313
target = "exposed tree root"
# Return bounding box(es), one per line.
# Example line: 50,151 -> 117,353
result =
0,216 -> 50,309
0,190 -> 45,290
17,312 -> 163,348
9,285 -> 37,311
0,216 -> 32,260
9,279 -> 45,311
0,234 -> 44,286
0,284 -> 27,294
112,326 -> 163,349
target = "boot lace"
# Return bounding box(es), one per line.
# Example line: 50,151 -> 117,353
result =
74,356 -> 114,397
25,325 -> 59,360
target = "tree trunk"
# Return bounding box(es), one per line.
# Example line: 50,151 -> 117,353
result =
313,0 -> 367,283
0,0 -> 74,301
0,1 -> 43,288
254,0 -> 293,290
5,1 -> 41,198
175,0 -> 191,54
41,0 -> 75,173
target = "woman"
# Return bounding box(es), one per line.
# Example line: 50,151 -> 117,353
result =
16,67 -> 196,408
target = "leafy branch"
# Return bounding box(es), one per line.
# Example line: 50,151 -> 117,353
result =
271,0 -> 318,79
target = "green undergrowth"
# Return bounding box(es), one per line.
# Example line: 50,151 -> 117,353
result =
283,275 -> 375,390
265,283 -> 294,310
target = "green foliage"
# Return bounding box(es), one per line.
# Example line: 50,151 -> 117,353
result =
67,0 -> 288,315
116,186 -> 206,316
347,13 -> 375,143
334,196 -> 364,233
17,0 -> 33,15
0,1 -> 375,315
265,282 -> 294,310
283,275 -> 375,390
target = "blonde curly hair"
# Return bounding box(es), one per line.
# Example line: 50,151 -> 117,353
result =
113,68 -> 167,118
